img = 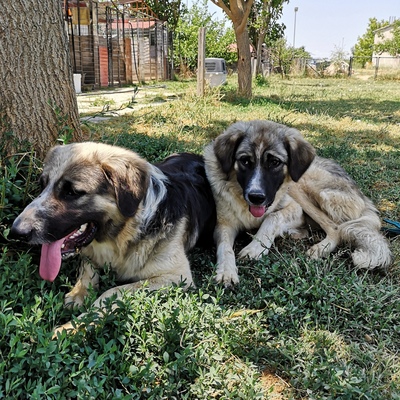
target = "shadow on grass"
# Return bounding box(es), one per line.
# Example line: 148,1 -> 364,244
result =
282,98 -> 399,124
219,84 -> 399,125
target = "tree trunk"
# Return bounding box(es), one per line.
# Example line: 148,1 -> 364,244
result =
0,1 -> 83,159
210,0 -> 254,98
234,25 -> 253,98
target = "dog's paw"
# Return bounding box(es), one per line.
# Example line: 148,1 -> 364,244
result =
64,291 -> 85,308
215,263 -> 239,287
307,239 -> 335,259
289,228 -> 309,240
214,247 -> 239,287
238,241 -> 267,260
52,320 -> 95,340
215,270 -> 239,287
52,321 -> 78,339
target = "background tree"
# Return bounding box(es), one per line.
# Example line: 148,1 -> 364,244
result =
374,19 -> 400,56
146,0 -> 183,31
330,42 -> 349,67
248,0 -> 287,75
174,2 -> 236,72
269,38 -> 309,77
0,1 -> 82,158
353,18 -> 388,67
210,0 -> 255,98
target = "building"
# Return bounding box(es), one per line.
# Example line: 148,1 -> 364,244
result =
372,22 -> 400,69
64,0 -> 171,89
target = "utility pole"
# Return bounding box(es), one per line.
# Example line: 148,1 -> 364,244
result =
293,7 -> 298,48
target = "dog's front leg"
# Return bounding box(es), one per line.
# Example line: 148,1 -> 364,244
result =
214,223 -> 239,286
238,201 -> 305,260
64,260 -> 99,308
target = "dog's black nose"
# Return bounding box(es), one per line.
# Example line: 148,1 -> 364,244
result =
9,223 -> 33,242
247,191 -> 266,205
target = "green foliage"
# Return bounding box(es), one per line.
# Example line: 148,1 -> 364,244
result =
248,0 -> 288,47
268,38 -> 310,77
375,20 -> 400,56
145,0 -> 184,31
353,18 -> 389,66
0,270 -> 265,398
174,1 -> 236,71
292,45 -> 311,59
0,148 -> 41,242
254,74 -> 270,86
49,101 -> 75,145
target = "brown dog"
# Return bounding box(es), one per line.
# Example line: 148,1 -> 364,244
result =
11,142 -> 215,334
204,120 -> 392,286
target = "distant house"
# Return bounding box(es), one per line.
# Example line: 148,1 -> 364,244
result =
372,22 -> 400,68
64,0 -> 171,89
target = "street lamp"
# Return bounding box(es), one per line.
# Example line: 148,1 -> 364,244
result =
293,7 -> 298,48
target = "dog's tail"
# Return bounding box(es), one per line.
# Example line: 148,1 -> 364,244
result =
339,207 -> 392,270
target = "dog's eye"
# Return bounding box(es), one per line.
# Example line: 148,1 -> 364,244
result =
239,156 -> 252,167
66,188 -> 86,198
62,181 -> 86,199
268,158 -> 282,168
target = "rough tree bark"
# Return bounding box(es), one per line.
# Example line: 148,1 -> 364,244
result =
210,0 -> 254,98
0,1 -> 83,158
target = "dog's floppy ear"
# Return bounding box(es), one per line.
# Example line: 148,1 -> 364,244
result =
285,129 -> 316,182
213,124 -> 246,174
102,156 -> 149,218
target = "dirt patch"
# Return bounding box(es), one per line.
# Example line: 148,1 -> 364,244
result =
261,369 -> 291,399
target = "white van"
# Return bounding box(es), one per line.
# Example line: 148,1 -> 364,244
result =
205,58 -> 227,87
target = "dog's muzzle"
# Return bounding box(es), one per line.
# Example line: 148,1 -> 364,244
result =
245,190 -> 269,218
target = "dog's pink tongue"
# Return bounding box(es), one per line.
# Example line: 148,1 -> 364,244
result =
249,205 -> 266,218
39,238 -> 65,282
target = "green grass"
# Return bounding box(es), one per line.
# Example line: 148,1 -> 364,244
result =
1,74 -> 399,399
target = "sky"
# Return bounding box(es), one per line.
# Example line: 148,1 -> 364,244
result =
202,0 -> 399,59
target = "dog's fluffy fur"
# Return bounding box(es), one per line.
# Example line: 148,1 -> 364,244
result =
203,120 -> 392,286
11,142 -> 215,333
